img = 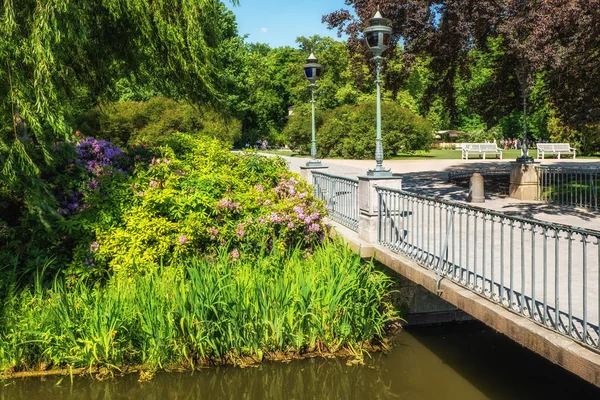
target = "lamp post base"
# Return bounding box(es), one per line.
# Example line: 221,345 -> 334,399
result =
367,167 -> 393,178
516,155 -> 535,164
305,160 -> 325,168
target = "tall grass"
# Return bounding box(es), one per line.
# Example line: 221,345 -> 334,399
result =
0,240 -> 396,374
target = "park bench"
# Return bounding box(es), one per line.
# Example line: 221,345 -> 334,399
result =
536,143 -> 576,159
461,143 -> 503,160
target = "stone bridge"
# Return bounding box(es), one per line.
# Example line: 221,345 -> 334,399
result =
284,155 -> 600,388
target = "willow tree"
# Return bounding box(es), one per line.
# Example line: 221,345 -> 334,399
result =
0,0 -> 238,186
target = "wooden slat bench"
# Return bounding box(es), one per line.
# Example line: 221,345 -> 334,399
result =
536,143 -> 576,159
461,143 -> 503,160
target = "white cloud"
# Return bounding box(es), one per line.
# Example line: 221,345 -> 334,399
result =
260,27 -> 268,33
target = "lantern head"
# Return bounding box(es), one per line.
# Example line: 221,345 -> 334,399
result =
303,52 -> 322,83
364,10 -> 392,57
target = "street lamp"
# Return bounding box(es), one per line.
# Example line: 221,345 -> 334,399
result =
303,52 -> 323,167
364,9 -> 393,177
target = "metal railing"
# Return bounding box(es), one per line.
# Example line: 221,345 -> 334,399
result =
538,165 -> 600,210
377,186 -> 600,351
312,172 -> 359,231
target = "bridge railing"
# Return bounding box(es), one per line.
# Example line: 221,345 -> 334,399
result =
312,171 -> 359,232
377,186 -> 600,351
538,165 -> 600,210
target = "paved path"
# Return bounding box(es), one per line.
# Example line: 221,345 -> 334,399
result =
283,155 -> 600,231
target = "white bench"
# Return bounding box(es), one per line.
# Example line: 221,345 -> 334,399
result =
461,143 -> 503,160
536,143 -> 576,159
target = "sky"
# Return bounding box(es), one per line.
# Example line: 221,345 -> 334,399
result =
231,0 -> 350,48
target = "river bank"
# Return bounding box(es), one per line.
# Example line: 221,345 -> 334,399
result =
0,241 -> 396,378
3,322 -> 599,399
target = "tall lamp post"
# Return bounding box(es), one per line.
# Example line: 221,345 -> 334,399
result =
364,10 -> 393,177
303,52 -> 323,167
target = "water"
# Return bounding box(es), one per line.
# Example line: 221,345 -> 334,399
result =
2,322 -> 599,400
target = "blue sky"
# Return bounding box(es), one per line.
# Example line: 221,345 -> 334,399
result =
231,0 -> 350,48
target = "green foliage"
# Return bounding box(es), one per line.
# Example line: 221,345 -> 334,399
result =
283,103 -> 324,153
0,0 -> 239,182
462,126 -> 503,143
317,102 -> 434,159
0,133 -> 325,278
77,97 -> 241,148
0,241 -> 396,373
239,45 -> 306,145
548,116 -> 600,156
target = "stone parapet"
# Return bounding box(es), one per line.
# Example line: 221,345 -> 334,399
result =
299,165 -> 328,183
358,175 -> 402,243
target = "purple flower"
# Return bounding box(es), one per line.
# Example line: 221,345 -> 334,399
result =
236,224 -> 245,238
75,137 -> 124,177
269,212 -> 283,224
308,223 -> 321,233
90,241 -> 100,252
254,184 -> 264,192
231,249 -> 240,260
287,221 -> 295,229
258,217 -> 266,224
149,180 -> 159,188
178,235 -> 188,245
216,198 -> 241,210
209,227 -> 219,237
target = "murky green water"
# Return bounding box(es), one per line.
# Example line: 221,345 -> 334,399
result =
2,322 -> 599,400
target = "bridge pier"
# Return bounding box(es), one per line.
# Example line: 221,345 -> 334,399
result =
391,272 -> 473,326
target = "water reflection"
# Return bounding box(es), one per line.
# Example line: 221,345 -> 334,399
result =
2,322 -> 599,400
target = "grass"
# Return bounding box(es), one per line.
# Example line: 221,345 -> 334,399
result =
0,240 -> 396,376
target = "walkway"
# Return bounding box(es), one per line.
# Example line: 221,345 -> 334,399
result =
284,156 -> 600,231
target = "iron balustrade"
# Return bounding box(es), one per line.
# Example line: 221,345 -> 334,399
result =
312,172 -> 359,231
538,165 -> 600,210
377,187 -> 600,351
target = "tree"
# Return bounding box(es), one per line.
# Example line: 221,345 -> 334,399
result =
0,0 -> 239,185
324,0 -> 600,143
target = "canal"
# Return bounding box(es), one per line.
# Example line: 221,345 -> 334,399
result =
2,322 -> 599,400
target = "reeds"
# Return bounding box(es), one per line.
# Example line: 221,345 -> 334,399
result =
0,240 -> 396,374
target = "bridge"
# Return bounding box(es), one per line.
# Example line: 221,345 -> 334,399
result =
288,156 -> 600,388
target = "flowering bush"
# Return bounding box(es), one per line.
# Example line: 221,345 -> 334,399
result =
0,132 -> 326,278
76,137 -> 125,176
58,133 -> 327,276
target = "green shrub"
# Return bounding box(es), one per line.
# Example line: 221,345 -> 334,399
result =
283,103 -> 324,153
77,97 -> 241,148
317,101 -> 434,159
548,115 -> 600,156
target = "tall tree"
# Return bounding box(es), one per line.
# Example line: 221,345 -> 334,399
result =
324,0 -> 600,135
0,0 -> 239,184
